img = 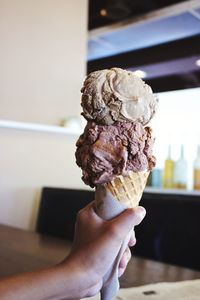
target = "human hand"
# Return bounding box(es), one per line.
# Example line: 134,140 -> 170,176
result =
61,202 -> 146,298
118,230 -> 136,277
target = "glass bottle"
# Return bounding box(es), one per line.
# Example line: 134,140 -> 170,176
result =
193,145 -> 200,190
152,168 -> 162,188
174,145 -> 187,189
163,145 -> 174,189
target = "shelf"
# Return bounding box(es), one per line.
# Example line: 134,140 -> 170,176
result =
0,120 -> 82,136
145,186 -> 200,196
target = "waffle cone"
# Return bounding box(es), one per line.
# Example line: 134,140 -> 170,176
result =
104,171 -> 149,208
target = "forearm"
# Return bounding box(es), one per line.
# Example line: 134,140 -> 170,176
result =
0,205 -> 144,300
0,259 -> 86,300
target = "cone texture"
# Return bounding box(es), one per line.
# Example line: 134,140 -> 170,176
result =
104,171 -> 149,208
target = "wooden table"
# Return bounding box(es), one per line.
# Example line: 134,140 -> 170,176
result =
0,224 -> 200,288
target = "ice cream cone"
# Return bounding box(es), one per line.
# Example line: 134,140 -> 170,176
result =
103,171 -> 150,208
76,67 -> 157,300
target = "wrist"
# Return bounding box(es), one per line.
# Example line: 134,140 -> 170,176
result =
58,254 -> 90,299
60,251 -> 103,299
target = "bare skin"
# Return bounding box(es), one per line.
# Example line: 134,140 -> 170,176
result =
0,202 -> 146,300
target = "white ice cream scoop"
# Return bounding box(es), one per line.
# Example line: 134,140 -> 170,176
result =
81,67 -> 158,125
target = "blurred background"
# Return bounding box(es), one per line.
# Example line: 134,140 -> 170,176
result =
0,0 -> 200,231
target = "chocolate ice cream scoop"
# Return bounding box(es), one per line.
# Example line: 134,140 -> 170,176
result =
81,67 -> 158,126
75,121 -> 155,187
76,66 -> 158,300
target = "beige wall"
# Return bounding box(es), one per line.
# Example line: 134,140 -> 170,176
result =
0,128 -> 87,230
0,0 -> 87,124
0,0 -> 89,230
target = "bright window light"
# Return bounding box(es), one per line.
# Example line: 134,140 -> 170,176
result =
196,59 -> 200,67
133,70 -> 147,78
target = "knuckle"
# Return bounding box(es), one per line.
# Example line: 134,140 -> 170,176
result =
76,209 -> 87,223
108,223 -> 121,240
132,237 -> 137,246
128,232 -> 137,247
76,210 -> 82,221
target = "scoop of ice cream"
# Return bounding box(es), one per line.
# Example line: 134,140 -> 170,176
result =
81,67 -> 157,126
75,121 -> 156,188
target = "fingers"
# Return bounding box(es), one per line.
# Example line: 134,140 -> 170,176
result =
76,202 -> 146,247
78,202 -> 146,229
110,206 -> 146,240
131,206 -> 146,226
76,200 -> 103,224
118,247 -> 131,277
118,231 -> 136,277
128,230 -> 136,247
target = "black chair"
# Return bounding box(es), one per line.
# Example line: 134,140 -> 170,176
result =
37,187 -> 200,270
133,192 -> 200,270
37,187 -> 94,240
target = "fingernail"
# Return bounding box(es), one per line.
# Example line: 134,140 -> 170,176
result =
137,206 -> 146,218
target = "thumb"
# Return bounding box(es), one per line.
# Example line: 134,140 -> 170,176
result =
110,206 -> 146,239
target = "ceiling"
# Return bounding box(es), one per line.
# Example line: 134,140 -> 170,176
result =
88,0 -> 185,30
87,0 -> 200,92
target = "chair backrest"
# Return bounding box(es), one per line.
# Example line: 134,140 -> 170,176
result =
37,187 -> 200,270
133,192 -> 200,270
36,187 -> 94,240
